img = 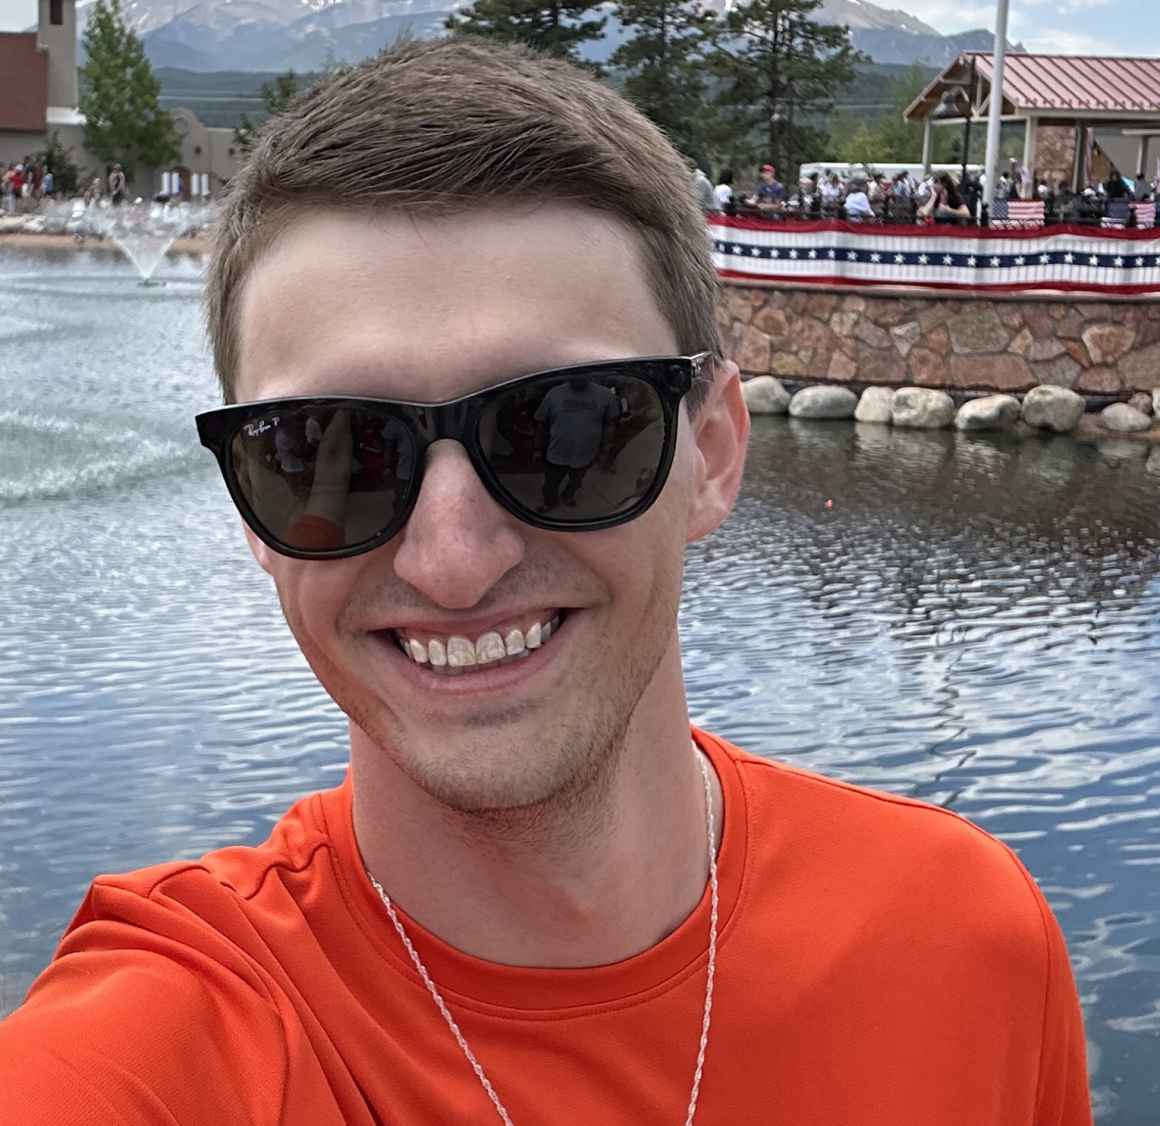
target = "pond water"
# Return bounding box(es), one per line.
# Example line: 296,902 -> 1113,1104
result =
2,248 -> 1158,1121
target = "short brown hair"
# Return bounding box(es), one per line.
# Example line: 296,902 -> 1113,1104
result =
205,36 -> 721,404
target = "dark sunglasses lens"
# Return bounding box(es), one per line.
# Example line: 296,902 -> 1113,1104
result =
478,372 -> 669,524
228,404 -> 418,553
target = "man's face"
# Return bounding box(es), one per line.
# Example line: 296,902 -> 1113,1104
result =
233,205 -> 740,814
761,169 -> 774,184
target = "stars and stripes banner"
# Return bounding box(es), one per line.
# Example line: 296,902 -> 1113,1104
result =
710,216 -> 1160,297
990,200 -> 1045,229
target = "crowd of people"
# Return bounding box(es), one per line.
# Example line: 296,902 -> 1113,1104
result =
693,158 -> 1160,227
1,161 -> 56,212
2,161 -> 131,214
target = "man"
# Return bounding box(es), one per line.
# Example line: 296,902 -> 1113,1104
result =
691,162 -> 718,212
0,38 -> 1091,1125
843,173 -> 874,221
751,162 -> 785,212
108,162 -> 126,205
534,375 -> 619,510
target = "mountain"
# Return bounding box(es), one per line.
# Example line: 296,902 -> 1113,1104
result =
855,26 -> 1011,67
73,0 -> 1010,73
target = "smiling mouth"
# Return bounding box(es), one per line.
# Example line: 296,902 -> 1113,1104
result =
387,612 -> 564,677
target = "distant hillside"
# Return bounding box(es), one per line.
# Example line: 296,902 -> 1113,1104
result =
71,0 -> 1010,72
146,59 -> 937,131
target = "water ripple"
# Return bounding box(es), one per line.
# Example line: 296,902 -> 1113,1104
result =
1,255 -> 1158,1121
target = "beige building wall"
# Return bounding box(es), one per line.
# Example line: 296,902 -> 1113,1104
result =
0,133 -> 43,165
38,0 -> 77,111
170,107 -> 244,195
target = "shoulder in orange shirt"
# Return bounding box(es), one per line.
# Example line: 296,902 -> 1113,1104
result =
0,731 -> 1091,1126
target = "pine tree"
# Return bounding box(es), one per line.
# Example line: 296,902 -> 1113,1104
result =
611,0 -> 717,161
710,0 -> 862,178
446,0 -> 607,63
234,71 -> 302,156
79,0 -> 178,181
34,132 -> 82,195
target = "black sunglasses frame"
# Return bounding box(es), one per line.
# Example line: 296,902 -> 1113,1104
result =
196,353 -> 711,561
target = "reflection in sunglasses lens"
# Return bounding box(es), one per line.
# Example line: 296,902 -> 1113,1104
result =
231,405 -> 418,551
478,373 -> 666,522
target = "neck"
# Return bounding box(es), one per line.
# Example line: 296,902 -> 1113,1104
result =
350,652 -> 723,968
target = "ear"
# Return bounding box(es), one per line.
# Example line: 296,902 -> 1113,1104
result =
242,521 -> 277,577
685,358 -> 749,543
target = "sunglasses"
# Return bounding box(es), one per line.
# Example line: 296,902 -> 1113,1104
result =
196,353 -> 710,560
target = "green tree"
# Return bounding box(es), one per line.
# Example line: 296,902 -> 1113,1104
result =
829,65 -> 927,163
446,0 -> 606,63
79,0 -> 178,180
34,132 -> 82,196
611,0 -> 718,161
710,0 -> 863,179
234,70 -> 302,156
835,120 -> 878,165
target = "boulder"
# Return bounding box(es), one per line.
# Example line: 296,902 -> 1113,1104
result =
1100,403 -> 1151,433
1153,388 -> 1160,417
1128,391 -> 1153,417
1021,386 -> 1084,433
892,387 -> 955,429
955,394 -> 1021,432
854,386 -> 895,424
788,385 -> 858,420
741,376 -> 790,415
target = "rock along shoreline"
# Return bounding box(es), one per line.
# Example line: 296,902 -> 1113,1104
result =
743,376 -> 1160,445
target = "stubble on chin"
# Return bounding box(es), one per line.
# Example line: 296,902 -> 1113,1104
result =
347,592 -> 681,848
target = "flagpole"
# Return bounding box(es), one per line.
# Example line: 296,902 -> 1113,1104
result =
982,0 -> 1011,211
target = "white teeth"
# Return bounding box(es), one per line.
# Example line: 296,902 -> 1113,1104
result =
475,631 -> 505,665
446,636 -> 476,668
396,614 -> 562,672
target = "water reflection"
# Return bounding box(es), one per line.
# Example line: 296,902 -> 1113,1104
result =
0,253 -> 1158,1120
683,419 -> 1160,1121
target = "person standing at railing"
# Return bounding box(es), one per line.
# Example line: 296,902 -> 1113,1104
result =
919,173 -> 970,223
820,171 -> 842,212
747,163 -> 785,214
714,169 -> 734,213
1104,168 -> 1129,201
843,174 -> 873,221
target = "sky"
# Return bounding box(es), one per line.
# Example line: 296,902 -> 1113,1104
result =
0,0 -> 1155,57
897,0 -> 1156,57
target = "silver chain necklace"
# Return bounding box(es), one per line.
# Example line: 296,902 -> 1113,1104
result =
366,742 -> 720,1125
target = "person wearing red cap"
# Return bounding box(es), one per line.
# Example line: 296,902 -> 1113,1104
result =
749,162 -> 785,213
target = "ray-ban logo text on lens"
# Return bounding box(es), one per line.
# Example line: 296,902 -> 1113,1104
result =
244,416 -> 279,438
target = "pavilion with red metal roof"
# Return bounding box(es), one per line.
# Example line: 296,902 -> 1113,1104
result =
904,52 -> 1160,192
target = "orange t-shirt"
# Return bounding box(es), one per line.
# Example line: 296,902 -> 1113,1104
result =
0,730 -> 1091,1125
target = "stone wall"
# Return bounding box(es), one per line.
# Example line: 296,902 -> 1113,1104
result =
716,283 -> 1160,398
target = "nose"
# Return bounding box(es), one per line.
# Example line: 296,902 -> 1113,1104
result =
391,440 -> 525,609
